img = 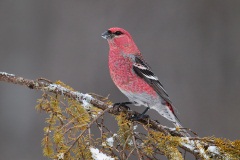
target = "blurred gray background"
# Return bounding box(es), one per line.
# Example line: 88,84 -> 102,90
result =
0,0 -> 240,159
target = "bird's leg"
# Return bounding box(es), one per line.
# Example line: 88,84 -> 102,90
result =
141,107 -> 150,115
113,102 -> 132,111
131,107 -> 150,120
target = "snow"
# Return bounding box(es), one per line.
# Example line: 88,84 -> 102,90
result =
181,137 -> 195,151
207,146 -> 220,154
74,92 -> 93,110
103,134 -> 117,147
48,84 -> 68,95
0,72 -> 15,76
169,127 -> 176,131
57,153 -> 64,160
128,140 -> 133,146
106,137 -> 114,147
133,125 -> 138,130
82,99 -> 91,110
92,111 -> 101,118
81,94 -> 93,110
196,142 -> 209,159
90,147 -> 114,160
47,84 -> 93,110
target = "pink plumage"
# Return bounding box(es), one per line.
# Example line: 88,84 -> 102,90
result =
102,27 -> 189,136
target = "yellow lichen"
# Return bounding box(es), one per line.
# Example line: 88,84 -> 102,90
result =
36,81 -> 94,159
34,80 -> 240,159
214,138 -> 240,159
115,112 -> 133,149
147,130 -> 183,160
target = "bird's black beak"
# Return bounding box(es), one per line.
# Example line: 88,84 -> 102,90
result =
101,30 -> 112,39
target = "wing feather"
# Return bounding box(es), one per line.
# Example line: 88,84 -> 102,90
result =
133,56 -> 172,104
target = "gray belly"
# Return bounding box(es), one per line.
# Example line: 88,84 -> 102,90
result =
119,89 -> 161,107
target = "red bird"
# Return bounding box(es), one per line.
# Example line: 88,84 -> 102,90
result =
102,27 -> 186,130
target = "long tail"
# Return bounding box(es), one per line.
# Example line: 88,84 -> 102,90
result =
172,115 -> 190,137
155,103 -> 190,137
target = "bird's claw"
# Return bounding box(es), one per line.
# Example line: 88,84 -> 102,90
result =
113,102 -> 131,112
130,113 -> 149,121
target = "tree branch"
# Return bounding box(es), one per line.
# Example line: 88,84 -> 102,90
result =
0,72 -> 238,159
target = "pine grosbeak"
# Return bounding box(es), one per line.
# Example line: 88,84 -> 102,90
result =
102,27 -> 186,130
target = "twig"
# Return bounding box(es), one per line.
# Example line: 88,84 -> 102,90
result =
65,106 -> 111,154
131,127 -> 142,160
0,72 -> 236,159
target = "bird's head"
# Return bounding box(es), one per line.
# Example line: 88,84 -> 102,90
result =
102,27 -> 139,54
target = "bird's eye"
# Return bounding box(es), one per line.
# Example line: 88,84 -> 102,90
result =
114,31 -> 123,35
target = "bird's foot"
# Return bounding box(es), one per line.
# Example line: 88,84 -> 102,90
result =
130,107 -> 150,120
130,113 -> 149,120
113,102 -> 132,112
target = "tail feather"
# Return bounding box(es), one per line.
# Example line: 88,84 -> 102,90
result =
154,103 -> 190,137
172,116 -> 190,137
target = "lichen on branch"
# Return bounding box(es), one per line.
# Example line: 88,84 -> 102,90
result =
1,72 -> 240,160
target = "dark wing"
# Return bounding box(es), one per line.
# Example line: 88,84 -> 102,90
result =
133,56 -> 172,104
